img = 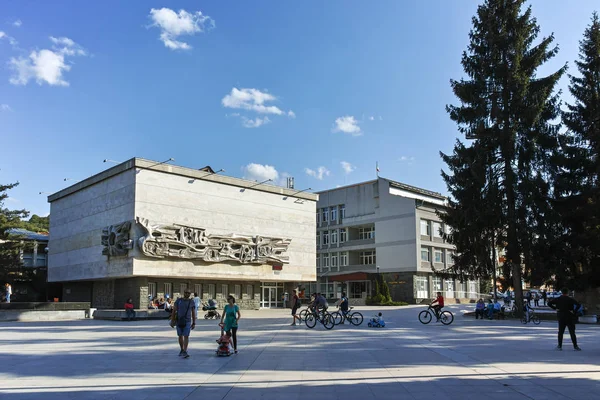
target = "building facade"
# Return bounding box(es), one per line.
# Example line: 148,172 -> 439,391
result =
314,177 -> 478,304
47,158 -> 317,309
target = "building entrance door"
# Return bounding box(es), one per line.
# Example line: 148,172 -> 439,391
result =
260,282 -> 284,308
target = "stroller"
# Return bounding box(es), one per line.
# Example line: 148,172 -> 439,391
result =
216,326 -> 233,357
202,299 -> 220,319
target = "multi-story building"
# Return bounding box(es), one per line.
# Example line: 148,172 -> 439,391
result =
313,177 -> 478,304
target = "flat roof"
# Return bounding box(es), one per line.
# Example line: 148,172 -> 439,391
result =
48,158 -> 318,203
316,177 -> 446,201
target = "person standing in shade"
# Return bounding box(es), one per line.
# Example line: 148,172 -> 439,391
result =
291,289 -> 301,326
5,283 -> 11,303
124,298 -> 135,321
542,290 -> 548,307
220,295 -> 241,353
548,288 -> 581,351
171,290 -> 196,358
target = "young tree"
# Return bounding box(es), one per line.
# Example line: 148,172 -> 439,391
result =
554,12 -> 600,288
444,0 -> 566,311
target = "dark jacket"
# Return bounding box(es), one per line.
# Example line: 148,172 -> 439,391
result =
548,295 -> 580,320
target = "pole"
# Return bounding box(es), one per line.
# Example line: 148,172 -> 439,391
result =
492,230 -> 498,302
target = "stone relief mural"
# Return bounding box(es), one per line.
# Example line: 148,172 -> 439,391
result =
101,221 -> 132,257
136,217 -> 291,264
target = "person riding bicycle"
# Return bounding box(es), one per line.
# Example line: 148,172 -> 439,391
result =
430,292 -> 444,319
313,293 -> 328,319
338,292 -> 349,323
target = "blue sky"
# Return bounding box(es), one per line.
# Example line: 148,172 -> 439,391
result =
0,1 -> 598,218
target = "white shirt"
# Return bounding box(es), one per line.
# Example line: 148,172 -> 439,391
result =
193,296 -> 200,310
7,285 -> 11,295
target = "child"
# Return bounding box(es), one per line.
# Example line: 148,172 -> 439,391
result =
370,312 -> 384,326
216,330 -> 233,356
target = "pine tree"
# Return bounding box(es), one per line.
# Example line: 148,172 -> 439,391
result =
444,0 -> 566,311
0,182 -> 30,283
554,12 -> 600,288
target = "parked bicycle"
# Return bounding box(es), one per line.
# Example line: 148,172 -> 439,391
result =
418,305 -> 454,325
330,306 -> 364,326
305,308 -> 335,329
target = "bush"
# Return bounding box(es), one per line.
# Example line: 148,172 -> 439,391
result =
365,296 -> 408,306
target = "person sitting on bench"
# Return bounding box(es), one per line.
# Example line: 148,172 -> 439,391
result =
124,298 -> 136,321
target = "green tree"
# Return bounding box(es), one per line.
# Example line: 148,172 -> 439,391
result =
444,0 -> 566,311
21,214 -> 49,232
0,182 -> 30,283
554,12 -> 600,289
380,276 -> 392,303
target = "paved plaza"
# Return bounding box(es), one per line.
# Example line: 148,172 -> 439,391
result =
1,304 -> 599,400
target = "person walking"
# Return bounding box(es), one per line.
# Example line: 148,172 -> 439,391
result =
542,290 -> 548,307
548,288 -> 581,351
291,289 -> 301,326
5,283 -> 12,303
534,293 -> 540,308
170,290 -> 196,358
192,292 -> 201,320
220,295 -> 241,354
124,298 -> 136,321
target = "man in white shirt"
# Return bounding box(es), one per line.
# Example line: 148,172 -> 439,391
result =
5,283 -> 11,303
193,292 -> 201,320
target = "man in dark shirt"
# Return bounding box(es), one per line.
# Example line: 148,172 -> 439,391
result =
548,288 -> 581,351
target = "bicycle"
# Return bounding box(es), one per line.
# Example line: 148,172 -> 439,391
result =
298,306 -> 311,322
330,306 -> 364,326
305,308 -> 335,330
521,309 -> 540,325
418,305 -> 454,325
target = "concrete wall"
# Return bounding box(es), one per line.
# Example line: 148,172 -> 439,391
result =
48,169 -> 136,282
132,169 -> 316,282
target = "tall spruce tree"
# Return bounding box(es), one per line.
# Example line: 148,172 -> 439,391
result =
554,12 -> 600,288
443,0 -> 565,310
0,182 -> 30,283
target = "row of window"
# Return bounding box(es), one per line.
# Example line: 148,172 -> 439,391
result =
317,252 -> 349,269
420,247 -> 454,264
420,219 -> 451,238
147,283 -> 253,300
317,226 -> 375,246
317,204 -> 346,224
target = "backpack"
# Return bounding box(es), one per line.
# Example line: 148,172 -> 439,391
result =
574,304 -> 584,317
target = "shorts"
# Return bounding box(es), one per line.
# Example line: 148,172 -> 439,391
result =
176,322 -> 192,337
291,306 -> 298,315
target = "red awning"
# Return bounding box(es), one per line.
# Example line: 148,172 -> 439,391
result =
328,272 -> 370,282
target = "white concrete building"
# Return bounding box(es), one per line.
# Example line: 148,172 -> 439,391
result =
314,177 -> 478,304
47,158 -> 317,309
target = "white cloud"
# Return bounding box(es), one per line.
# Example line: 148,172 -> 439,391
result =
305,166 -> 330,180
340,161 -> 355,174
13,19 -> 22,27
0,31 -> 18,47
241,116 -> 270,128
149,8 -> 214,51
1,104 -> 12,112
379,116 -> 383,121
399,156 -> 415,162
9,36 -> 87,86
243,163 -> 279,182
333,115 -> 362,136
223,88 -> 294,128
5,197 -> 19,203
369,116 -> 374,121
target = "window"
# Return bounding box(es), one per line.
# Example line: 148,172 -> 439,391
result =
194,284 -> 202,298
164,283 -> 172,298
207,284 -> 216,299
180,283 -> 188,294
234,285 -> 241,299
323,254 -> 330,268
246,285 -> 254,298
434,250 -> 444,263
323,231 -> 329,245
421,247 -> 430,262
316,211 -> 320,225
359,251 -> 376,265
321,208 -> 328,223
340,228 -> 347,243
349,281 -> 368,299
447,251 -> 455,265
331,230 -> 338,244
433,222 -> 443,238
420,220 -> 430,236
445,224 -> 452,235
148,282 -> 156,299
340,252 -> 348,266
340,205 -> 346,219
331,253 -> 338,268
415,276 -> 429,298
316,255 -> 320,269
359,227 -> 375,240
331,207 -> 338,223
316,232 -> 320,247
432,277 -> 442,292
221,284 -> 229,296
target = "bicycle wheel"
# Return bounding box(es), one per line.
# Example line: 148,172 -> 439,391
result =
299,309 -> 309,322
330,311 -> 343,325
520,316 -> 528,324
532,315 -> 540,325
305,313 -> 317,329
323,314 -> 335,330
348,312 -> 363,326
440,311 -> 454,325
419,310 -> 432,324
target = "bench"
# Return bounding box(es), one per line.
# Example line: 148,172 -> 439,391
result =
93,309 -> 171,321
